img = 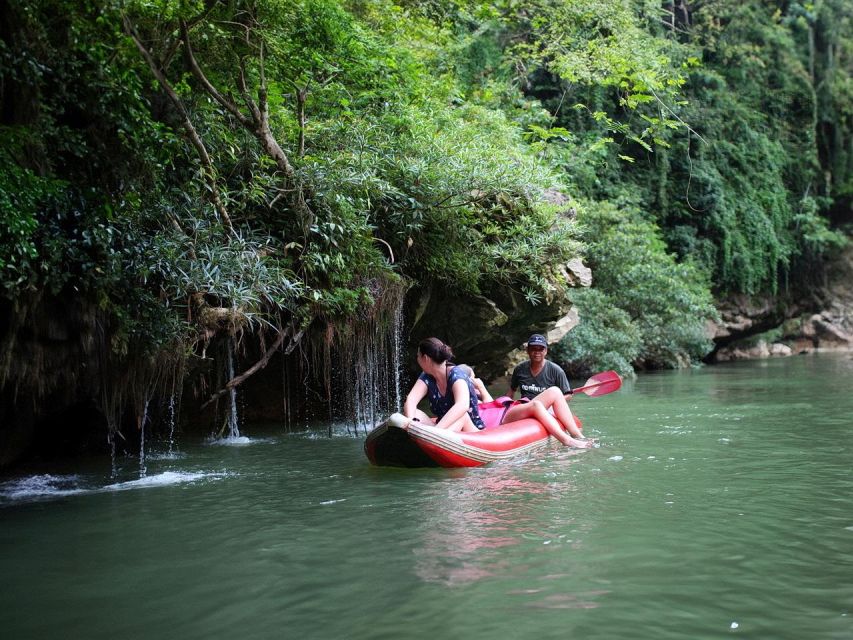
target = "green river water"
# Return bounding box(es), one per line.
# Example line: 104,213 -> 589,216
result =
1,353 -> 852,639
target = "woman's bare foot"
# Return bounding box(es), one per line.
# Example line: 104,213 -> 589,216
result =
566,436 -> 594,448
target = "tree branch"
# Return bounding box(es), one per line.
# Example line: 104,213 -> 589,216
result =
373,237 -> 395,263
238,54 -> 295,178
199,327 -> 303,410
180,20 -> 252,128
181,16 -> 295,180
295,84 -> 308,158
123,15 -> 235,235
237,57 -> 263,124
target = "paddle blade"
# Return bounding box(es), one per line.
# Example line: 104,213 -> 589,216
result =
573,370 -> 622,397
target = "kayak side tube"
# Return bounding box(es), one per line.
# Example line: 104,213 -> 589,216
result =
364,413 -> 553,468
363,414 -> 440,468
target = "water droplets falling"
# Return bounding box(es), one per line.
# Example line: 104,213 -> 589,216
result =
275,277 -> 408,433
167,394 -> 177,455
226,340 -> 240,439
108,430 -> 117,479
335,279 -> 408,434
139,397 -> 149,478
391,292 -> 404,411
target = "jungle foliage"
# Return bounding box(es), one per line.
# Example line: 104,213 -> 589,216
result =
1,0 -> 851,398
438,0 -> 851,373
549,201 -> 716,374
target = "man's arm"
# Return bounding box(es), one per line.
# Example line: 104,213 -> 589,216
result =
507,366 -> 520,398
551,361 -> 572,396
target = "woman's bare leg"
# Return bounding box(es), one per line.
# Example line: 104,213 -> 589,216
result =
533,387 -> 584,439
502,401 -> 590,448
444,414 -> 480,432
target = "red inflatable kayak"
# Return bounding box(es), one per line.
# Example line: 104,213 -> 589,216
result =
364,397 -> 563,468
364,371 -> 620,468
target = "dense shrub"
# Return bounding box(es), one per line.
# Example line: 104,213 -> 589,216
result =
552,202 -> 717,375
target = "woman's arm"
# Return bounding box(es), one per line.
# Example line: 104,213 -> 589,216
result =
434,379 -> 471,429
403,379 -> 428,419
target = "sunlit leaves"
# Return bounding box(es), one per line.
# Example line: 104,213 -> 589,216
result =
500,0 -> 690,150
135,218 -> 302,329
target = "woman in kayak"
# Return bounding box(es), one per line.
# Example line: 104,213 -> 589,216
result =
403,338 -> 484,432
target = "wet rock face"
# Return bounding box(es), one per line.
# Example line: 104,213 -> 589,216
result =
403,251 -> 592,381
405,282 -> 575,382
814,244 -> 853,346
0,297 -> 107,467
796,311 -> 853,348
781,246 -> 853,352
709,241 -> 853,362
714,340 -> 793,362
708,294 -> 790,346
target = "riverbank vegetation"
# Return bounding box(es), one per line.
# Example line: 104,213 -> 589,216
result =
1,0 -> 851,458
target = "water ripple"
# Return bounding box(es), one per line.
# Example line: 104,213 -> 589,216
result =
0,470 -> 230,505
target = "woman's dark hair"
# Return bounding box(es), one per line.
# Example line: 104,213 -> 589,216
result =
418,337 -> 454,364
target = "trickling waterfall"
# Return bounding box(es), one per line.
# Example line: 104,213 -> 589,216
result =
226,341 -> 240,439
108,431 -> 117,478
331,278 -> 409,434
391,291 -> 404,410
139,397 -> 149,477
167,394 -> 176,455
274,277 -> 409,433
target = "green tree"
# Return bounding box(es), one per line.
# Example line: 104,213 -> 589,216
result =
553,201 -> 716,375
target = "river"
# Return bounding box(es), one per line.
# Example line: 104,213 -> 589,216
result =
1,353 -> 852,639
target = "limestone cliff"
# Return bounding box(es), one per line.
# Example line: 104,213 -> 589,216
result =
709,242 -> 853,362
405,259 -> 592,381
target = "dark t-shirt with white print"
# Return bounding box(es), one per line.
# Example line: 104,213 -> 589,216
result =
510,360 -> 571,400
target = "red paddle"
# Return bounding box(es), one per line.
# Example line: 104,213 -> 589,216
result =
569,370 -> 622,398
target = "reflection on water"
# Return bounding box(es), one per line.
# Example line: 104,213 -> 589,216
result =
414,469 -> 552,586
0,354 -> 852,640
412,450 -> 606,618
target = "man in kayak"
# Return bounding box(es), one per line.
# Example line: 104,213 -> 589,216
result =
503,334 -> 590,447
510,333 -> 572,400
